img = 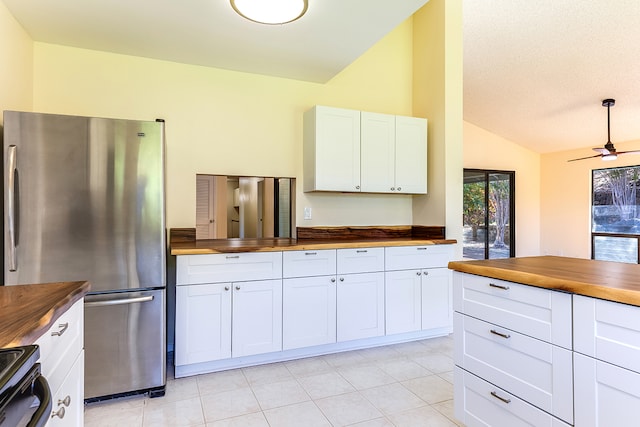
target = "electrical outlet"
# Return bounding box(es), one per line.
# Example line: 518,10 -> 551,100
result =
304,207 -> 312,220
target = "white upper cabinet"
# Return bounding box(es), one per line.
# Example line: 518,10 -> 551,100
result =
304,105 -> 427,194
303,105 -> 361,192
394,116 -> 427,194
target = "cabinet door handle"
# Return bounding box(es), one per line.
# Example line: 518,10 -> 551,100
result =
489,283 -> 510,290
391,187 -> 395,191
490,391 -> 511,404
490,329 -> 511,339
58,396 -> 71,407
339,277 -> 344,282
356,185 -> 360,190
423,271 -> 429,275
51,322 -> 69,337
397,187 -> 402,191
235,286 -> 241,290
330,278 -> 336,283
51,406 -> 66,419
416,272 -> 421,276
224,286 -> 230,291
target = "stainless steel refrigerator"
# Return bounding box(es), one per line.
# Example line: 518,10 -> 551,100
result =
2,110 -> 166,401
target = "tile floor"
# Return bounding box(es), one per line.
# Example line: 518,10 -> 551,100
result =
84,335 -> 462,427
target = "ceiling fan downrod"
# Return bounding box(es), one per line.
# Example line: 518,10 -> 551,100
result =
603,98 -> 615,148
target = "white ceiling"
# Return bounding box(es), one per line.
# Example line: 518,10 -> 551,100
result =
5,0 -> 640,154
1,0 -> 428,83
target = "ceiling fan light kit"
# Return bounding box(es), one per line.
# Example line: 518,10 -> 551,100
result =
230,0 -> 308,25
568,98 -> 640,162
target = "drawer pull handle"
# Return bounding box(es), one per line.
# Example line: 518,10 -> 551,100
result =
490,391 -> 511,404
417,247 -> 427,251
490,329 -> 511,339
304,252 -> 317,256
51,406 -> 66,419
51,322 -> 69,337
226,255 -> 240,259
58,396 -> 71,407
356,250 -> 368,253
489,283 -> 510,290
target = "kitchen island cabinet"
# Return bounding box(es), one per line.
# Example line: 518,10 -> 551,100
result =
0,281 -> 89,427
449,256 -> 640,427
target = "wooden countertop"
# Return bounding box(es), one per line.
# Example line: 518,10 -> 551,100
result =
0,281 -> 90,348
170,237 -> 457,255
448,256 -> 640,306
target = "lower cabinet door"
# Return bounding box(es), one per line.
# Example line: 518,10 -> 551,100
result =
421,267 -> 452,331
574,353 -> 640,427
454,367 -> 571,427
175,283 -> 232,365
48,351 -> 84,427
232,279 -> 283,357
283,276 -> 337,350
337,272 -> 385,342
454,313 -> 574,424
385,270 -> 421,335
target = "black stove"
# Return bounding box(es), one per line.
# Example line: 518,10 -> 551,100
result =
0,345 -> 51,427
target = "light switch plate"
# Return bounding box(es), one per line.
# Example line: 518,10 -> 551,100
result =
304,207 -> 312,220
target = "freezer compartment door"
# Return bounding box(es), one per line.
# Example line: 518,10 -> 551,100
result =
84,289 -> 165,399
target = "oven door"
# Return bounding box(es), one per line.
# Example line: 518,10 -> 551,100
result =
0,363 -> 52,427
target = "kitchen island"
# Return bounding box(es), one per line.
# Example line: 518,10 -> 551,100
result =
448,256 -> 640,427
0,281 -> 89,426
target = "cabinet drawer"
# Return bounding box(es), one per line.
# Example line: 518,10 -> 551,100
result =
574,352 -> 640,427
454,367 -> 571,427
35,299 -> 84,394
385,245 -> 453,271
176,252 -> 282,285
48,350 -> 84,427
283,249 -> 336,278
453,272 -> 572,348
337,247 -> 384,274
454,313 -> 573,424
574,294 -> 640,373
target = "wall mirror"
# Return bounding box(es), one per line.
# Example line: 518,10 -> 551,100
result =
196,174 -> 295,239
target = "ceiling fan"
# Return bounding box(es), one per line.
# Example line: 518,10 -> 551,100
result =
568,98 -> 640,162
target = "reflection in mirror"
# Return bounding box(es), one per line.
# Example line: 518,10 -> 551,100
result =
196,174 -> 295,239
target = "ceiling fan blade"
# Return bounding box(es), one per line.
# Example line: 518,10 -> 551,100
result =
616,150 -> 640,155
592,147 -> 610,154
568,154 -> 603,162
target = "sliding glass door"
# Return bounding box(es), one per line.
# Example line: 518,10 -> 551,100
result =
463,169 -> 515,260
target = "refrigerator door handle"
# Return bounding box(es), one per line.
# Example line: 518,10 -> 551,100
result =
85,295 -> 154,307
7,144 -> 17,272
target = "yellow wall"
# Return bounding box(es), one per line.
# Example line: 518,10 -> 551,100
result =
541,139 -> 640,259
0,0 -> 33,124
32,20 -> 418,230
464,121 -> 541,256
412,0 -> 464,258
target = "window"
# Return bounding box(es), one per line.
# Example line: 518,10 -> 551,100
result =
463,169 -> 515,260
592,166 -> 640,263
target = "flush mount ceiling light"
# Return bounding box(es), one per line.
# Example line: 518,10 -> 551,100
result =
231,0 -> 308,25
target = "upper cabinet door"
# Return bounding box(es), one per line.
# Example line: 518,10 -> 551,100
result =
395,116 -> 427,194
360,112 -> 396,193
303,106 -> 361,192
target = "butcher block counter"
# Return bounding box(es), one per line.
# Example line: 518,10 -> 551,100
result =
0,281 -> 90,347
170,225 -> 456,255
448,255 -> 640,306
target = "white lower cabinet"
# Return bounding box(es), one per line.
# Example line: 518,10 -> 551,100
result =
283,276 -> 336,350
385,269 -> 422,334
574,352 -> 640,427
421,267 -> 452,330
232,279 -> 282,357
175,283 -> 232,365
455,367 -> 571,427
175,279 -> 282,364
337,272 -> 385,342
